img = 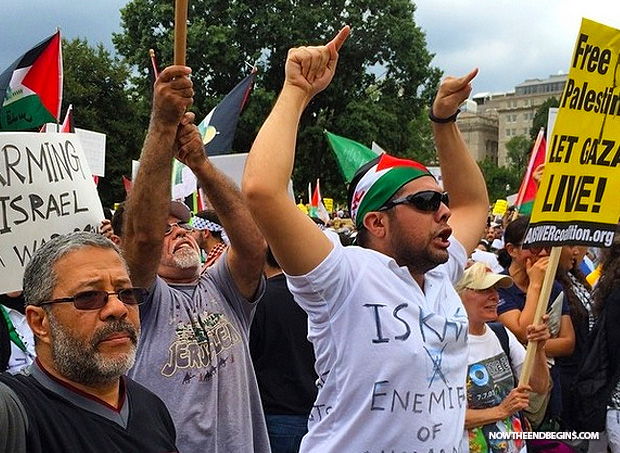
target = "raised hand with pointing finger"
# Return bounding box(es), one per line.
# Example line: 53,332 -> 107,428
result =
283,26 -> 350,103
431,68 -> 478,122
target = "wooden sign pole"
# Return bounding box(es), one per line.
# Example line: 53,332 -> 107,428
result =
173,0 -> 188,65
518,245 -> 561,385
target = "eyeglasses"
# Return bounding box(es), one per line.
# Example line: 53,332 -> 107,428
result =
515,243 -> 551,255
165,222 -> 193,235
38,288 -> 148,310
379,190 -> 449,212
527,245 -> 552,255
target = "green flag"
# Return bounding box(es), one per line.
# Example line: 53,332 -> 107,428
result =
324,130 -> 377,183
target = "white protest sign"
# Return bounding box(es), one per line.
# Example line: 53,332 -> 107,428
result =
210,152 -> 248,188
0,132 -> 104,293
45,124 -> 107,176
209,152 -> 295,200
75,128 -> 106,176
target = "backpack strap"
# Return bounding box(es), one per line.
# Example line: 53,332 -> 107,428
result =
487,322 -> 511,366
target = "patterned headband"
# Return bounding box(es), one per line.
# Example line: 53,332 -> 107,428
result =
191,217 -> 223,232
350,154 -> 434,229
191,217 -> 229,244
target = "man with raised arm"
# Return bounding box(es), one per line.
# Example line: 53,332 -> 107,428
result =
122,65 -> 269,453
243,26 -> 489,453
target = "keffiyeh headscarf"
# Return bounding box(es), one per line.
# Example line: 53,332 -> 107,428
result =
191,216 -> 229,245
349,154 -> 434,229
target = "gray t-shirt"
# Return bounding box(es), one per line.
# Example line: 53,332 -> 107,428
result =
128,253 -> 269,453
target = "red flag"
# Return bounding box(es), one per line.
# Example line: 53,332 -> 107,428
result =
92,175 -> 99,186
122,175 -> 132,195
60,104 -> 74,133
515,128 -> 546,215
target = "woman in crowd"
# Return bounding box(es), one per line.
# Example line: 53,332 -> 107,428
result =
456,262 -> 550,452
495,215 -> 574,431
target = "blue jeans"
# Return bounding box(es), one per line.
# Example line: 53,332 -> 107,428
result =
266,414 -> 309,453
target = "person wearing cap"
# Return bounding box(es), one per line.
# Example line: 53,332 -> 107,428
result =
243,26 -> 488,453
122,65 -> 269,453
0,232 -> 177,452
190,209 -> 229,271
455,262 -> 550,453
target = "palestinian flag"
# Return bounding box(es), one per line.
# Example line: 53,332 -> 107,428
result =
515,128 -> 547,215
198,71 -> 255,156
309,179 -> 330,224
325,130 -> 378,184
0,31 -> 62,131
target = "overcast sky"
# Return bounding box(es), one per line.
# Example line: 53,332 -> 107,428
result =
2,1 -> 620,96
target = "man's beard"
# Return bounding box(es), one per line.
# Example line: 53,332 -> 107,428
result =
388,228 -> 449,275
163,247 -> 201,270
394,246 -> 449,275
48,314 -> 139,386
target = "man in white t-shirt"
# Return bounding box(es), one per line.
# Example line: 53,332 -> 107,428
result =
243,26 -> 489,453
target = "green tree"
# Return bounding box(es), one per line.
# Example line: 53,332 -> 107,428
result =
112,0 -> 441,202
62,38 -> 146,208
478,158 -> 520,203
530,96 -> 559,140
505,134 -> 533,178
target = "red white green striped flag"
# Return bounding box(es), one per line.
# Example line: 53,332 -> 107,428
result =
0,31 -> 62,131
515,128 -> 547,215
309,179 -> 330,224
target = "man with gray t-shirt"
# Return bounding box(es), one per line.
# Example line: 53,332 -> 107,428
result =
123,65 -> 268,453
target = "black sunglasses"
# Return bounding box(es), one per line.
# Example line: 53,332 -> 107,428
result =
521,244 -> 552,255
380,190 -> 449,212
165,222 -> 193,235
38,288 -> 148,310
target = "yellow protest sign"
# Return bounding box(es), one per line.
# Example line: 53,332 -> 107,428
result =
297,202 -> 309,214
526,18 -> 620,249
323,197 -> 334,213
492,199 -> 508,217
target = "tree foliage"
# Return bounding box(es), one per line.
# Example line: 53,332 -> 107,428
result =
62,38 -> 146,207
505,134 -> 533,178
112,0 -> 441,202
530,96 -> 559,140
478,158 -> 520,203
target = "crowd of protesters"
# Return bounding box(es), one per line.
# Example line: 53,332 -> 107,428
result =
2,26 -> 620,453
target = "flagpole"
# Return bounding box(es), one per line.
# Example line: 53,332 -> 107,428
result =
174,0 -> 189,65
514,127 -> 545,213
149,49 -> 159,78
56,28 -> 63,126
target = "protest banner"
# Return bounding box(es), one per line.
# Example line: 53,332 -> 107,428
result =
520,18 -> 620,385
0,132 -> 104,293
492,199 -> 508,217
323,197 -> 334,213
525,18 -> 620,250
45,123 -> 107,176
